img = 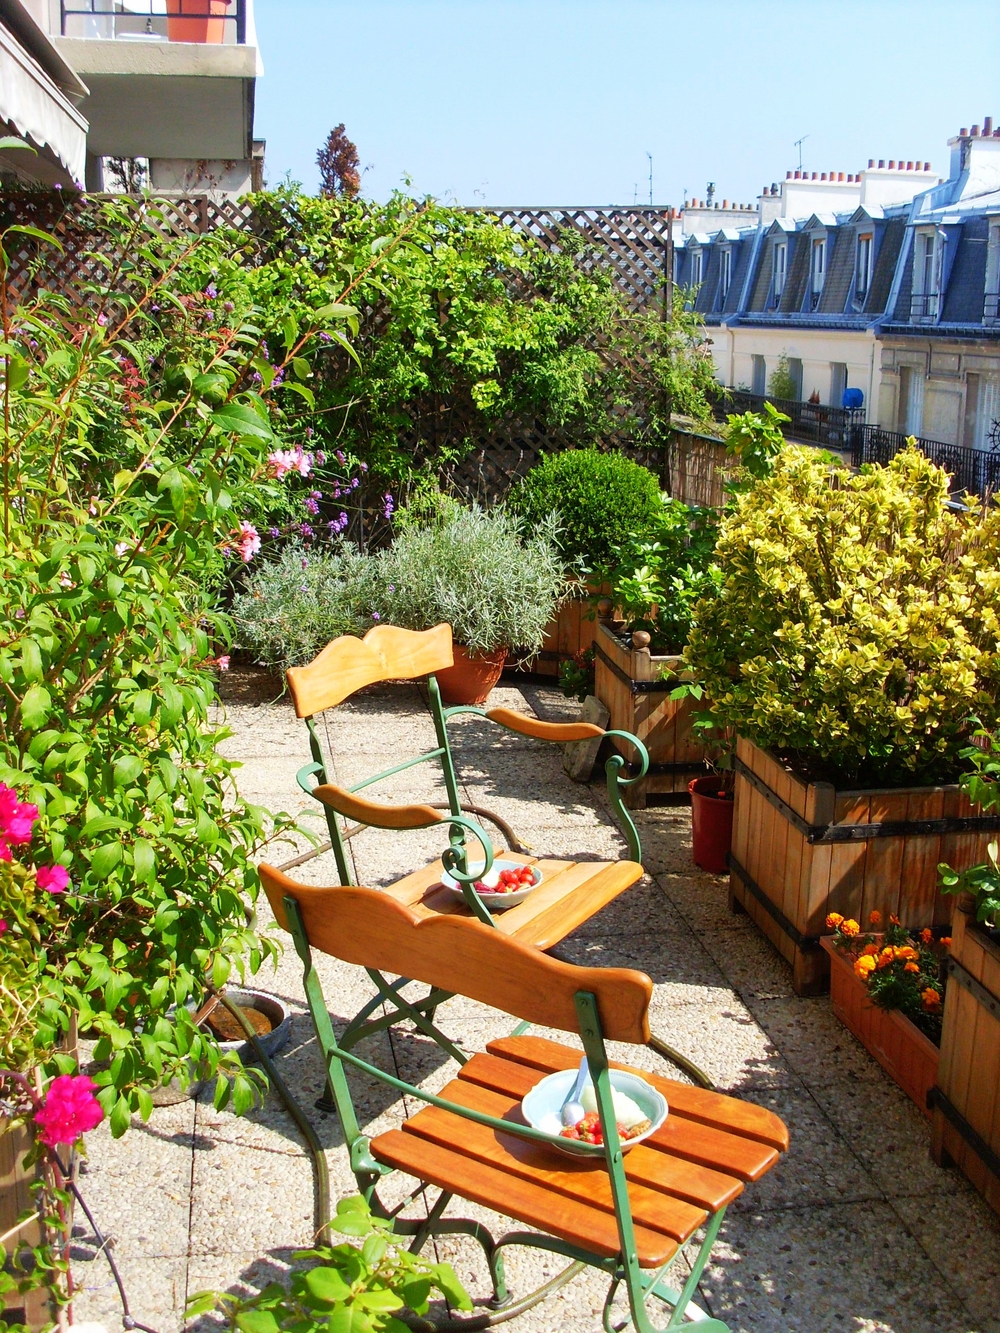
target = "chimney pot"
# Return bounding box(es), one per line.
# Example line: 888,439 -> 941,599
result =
723,199 -> 728,208
868,158 -> 874,168
786,170 -> 792,179
771,182 -> 777,192
794,170 -> 800,179
888,160 -> 895,169
906,160 -> 913,170
811,171 -> 817,179
995,130 -> 1000,138
878,159 -> 885,168
972,124 -> 981,137
925,162 -> 931,169
960,129 -> 968,138
984,116 -> 993,134
820,172 -> 826,180
838,171 -> 844,181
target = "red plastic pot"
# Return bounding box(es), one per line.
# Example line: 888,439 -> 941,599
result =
166,0 -> 229,43
688,775 -> 734,874
435,645 -> 507,706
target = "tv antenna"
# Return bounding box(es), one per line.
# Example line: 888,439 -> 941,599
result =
646,151 -> 653,205
794,134 -> 809,172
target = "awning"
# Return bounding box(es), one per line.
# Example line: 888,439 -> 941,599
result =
0,22 -> 88,184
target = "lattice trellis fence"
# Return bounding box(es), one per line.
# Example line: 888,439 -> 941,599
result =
0,192 -> 716,503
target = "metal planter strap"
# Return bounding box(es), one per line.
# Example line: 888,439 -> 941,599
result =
733,755 -> 1000,844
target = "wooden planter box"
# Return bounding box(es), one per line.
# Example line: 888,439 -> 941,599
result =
528,594 -> 600,679
1,1117 -> 52,1328
932,904 -> 1000,1216
729,737 -> 999,996
820,937 -> 939,1116
593,620 -> 705,807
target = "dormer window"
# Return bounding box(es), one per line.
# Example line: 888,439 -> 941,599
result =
856,233 -> 873,303
720,247 -> 732,303
690,248 -> 703,286
912,229 -> 942,321
771,242 -> 787,305
986,222 -> 1000,323
810,237 -> 826,309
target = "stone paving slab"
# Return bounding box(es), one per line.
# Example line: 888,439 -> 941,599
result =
69,671 -> 1000,1333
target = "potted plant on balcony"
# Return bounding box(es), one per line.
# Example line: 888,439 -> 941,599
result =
166,0 -> 230,44
375,504 -> 568,705
685,444 -> 1000,993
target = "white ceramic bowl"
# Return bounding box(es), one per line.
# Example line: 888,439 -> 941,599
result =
440,858 -> 542,912
521,1067 -> 668,1155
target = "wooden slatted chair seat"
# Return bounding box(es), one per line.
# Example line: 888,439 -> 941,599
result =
260,863 -> 789,1332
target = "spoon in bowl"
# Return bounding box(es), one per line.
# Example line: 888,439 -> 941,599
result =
560,1057 -> 589,1126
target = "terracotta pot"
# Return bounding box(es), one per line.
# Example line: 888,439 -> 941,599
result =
688,774 -> 734,874
435,645 -> 507,706
166,0 -> 229,43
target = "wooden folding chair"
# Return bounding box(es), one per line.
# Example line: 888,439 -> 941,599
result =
279,622 -> 719,1077
261,863 -> 789,1332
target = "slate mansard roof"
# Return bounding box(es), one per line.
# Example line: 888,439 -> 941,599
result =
676,134 -> 1000,340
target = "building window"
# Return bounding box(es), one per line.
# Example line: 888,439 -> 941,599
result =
898,366 -> 925,436
751,355 -> 766,396
912,230 -> 941,320
787,357 -> 804,401
855,233 -> 873,303
772,242 -> 787,304
720,247 -> 732,304
985,223 -> 1000,322
690,248 -> 703,287
810,237 -> 826,308
965,374 -> 1000,450
830,363 -> 848,407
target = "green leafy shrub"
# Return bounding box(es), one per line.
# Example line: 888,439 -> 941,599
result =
510,449 -> 665,569
188,1195 -> 472,1333
940,724 -> 1000,931
375,506 -> 568,656
724,402 -> 789,492
595,501 -> 719,654
231,542 -> 378,673
685,445 -> 1000,787
767,352 -> 798,401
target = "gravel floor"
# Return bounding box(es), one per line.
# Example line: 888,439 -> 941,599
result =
69,669 -> 1000,1333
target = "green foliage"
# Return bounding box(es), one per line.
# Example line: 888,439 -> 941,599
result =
187,1194 -> 472,1333
231,542 -> 379,673
767,352 -> 797,402
724,402 -> 789,492
375,506 -> 568,656
595,501 -> 720,654
0,194 -> 386,1126
559,645 -> 595,702
510,449 -> 665,569
940,724 -> 1000,930
685,445 -> 1000,787
828,915 -> 945,1043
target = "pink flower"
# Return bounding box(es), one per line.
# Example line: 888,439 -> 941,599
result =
0,920 -> 7,934
237,522 -> 261,563
115,542 -> 130,557
216,655 -> 230,672
267,446 -> 314,481
35,1074 -> 104,1147
36,863 -> 70,894
0,784 -> 38,860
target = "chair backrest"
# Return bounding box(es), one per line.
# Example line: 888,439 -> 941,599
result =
260,862 -> 652,1044
286,623 -> 455,718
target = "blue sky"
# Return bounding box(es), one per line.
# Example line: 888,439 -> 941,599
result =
253,0 -> 1000,206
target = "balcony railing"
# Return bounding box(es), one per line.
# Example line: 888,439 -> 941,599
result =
985,290 -> 999,323
910,291 -> 940,321
851,425 -> 1000,498
712,387 -> 866,450
61,1 -> 247,43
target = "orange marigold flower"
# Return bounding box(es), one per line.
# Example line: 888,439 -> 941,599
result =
941,936 -> 952,948
896,946 -> 918,961
869,910 -> 882,925
921,988 -> 942,1011
889,914 -> 901,926
877,947 -> 895,968
920,927 -> 934,945
840,919 -> 860,937
854,955 -> 877,979
904,961 -> 920,973
826,912 -> 844,930
861,943 -> 879,957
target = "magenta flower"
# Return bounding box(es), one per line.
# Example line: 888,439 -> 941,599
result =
303,498 -> 319,515
0,920 -> 7,935
36,863 -> 70,895
35,1074 -> 104,1147
0,784 -> 38,860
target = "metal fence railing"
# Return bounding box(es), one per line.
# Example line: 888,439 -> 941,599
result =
712,387 -> 866,450
61,0 -> 247,43
851,424 -> 1000,498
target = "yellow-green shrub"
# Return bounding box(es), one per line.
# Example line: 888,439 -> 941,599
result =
685,445 -> 1000,786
